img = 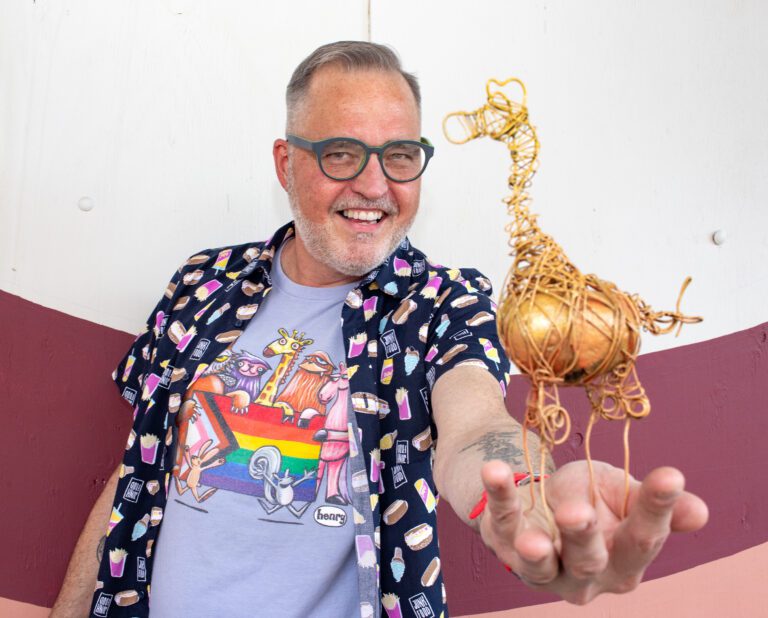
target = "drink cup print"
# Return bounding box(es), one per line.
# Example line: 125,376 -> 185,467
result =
107,504 -> 124,536
109,548 -> 128,578
396,388 -> 411,420
140,434 -> 160,464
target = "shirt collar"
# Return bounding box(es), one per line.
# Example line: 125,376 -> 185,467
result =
238,221 -> 422,299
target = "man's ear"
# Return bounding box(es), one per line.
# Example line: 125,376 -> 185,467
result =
273,138 -> 290,190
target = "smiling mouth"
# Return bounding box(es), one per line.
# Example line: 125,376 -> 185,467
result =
339,209 -> 385,224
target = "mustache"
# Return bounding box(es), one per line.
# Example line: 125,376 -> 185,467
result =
332,195 -> 398,216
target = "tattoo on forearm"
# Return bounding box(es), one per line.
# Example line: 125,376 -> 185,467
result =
460,431 -> 525,466
96,535 -> 105,563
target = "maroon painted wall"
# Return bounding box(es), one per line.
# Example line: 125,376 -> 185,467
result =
2,288 -> 767,612
0,291 -> 133,607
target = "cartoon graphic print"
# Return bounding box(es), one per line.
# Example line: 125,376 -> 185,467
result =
171,326 -> 355,521
98,224 -> 509,618
173,440 -> 225,503
314,362 -> 353,505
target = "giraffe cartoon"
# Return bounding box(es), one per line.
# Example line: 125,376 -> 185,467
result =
255,328 -> 314,422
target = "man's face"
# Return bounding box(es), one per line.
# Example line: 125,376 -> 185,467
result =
274,66 -> 422,281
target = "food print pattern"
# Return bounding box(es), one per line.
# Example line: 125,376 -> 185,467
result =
94,222 -> 509,617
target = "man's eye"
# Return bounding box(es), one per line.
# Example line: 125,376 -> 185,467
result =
323,150 -> 354,161
385,146 -> 419,163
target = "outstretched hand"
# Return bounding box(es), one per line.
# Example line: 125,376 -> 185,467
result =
477,460 -> 708,605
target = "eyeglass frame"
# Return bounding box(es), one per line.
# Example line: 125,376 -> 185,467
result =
285,134 -> 435,183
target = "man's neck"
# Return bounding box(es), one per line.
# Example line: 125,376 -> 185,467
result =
279,238 -> 359,288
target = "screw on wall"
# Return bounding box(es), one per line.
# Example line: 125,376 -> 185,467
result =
712,229 -> 726,246
78,196 -> 95,212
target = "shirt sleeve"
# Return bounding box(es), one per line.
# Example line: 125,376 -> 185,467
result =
423,268 -> 511,394
110,259 -> 191,410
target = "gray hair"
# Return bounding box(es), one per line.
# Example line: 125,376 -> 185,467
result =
286,41 -> 421,130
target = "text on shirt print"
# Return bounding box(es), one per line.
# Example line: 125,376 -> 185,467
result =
170,326 -> 356,522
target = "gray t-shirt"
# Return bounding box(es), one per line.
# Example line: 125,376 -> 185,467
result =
150,246 -> 363,617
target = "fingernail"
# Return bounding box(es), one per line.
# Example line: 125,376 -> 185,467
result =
654,490 -> 678,502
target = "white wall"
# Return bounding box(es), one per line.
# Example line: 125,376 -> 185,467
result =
2,0 -> 766,356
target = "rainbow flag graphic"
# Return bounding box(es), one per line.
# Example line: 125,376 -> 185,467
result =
186,391 -> 324,501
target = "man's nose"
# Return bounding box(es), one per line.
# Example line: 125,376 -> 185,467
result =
349,154 -> 389,199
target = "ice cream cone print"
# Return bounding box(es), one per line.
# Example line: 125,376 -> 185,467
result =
404,347 -> 420,375
396,388 -> 411,421
425,345 -> 439,362
131,514 -> 150,541
390,547 -> 406,582
435,314 -> 451,338
348,332 -> 367,358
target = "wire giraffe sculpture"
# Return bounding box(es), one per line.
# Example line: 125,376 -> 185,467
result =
444,78 -> 702,522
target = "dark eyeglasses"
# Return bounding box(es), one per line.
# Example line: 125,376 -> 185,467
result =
286,134 -> 435,183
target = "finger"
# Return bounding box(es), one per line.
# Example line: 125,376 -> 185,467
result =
481,461 -> 560,584
512,527 -> 560,586
610,466 -> 683,580
555,501 -> 608,581
480,460 -> 525,545
670,491 -> 709,533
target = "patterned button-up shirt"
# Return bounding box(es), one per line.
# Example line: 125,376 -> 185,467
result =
91,222 -> 509,617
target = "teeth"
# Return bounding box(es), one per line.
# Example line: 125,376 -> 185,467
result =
342,209 -> 383,222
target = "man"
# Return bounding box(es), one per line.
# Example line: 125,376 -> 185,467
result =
52,41 -> 708,617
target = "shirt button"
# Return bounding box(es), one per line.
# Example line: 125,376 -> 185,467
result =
235,320 -> 244,327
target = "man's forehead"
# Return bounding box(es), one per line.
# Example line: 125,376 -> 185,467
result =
296,64 -> 420,133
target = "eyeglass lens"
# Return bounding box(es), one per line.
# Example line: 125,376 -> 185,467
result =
320,140 -> 426,181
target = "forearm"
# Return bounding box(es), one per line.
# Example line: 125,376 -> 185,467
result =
432,366 -> 554,529
51,465 -> 119,617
